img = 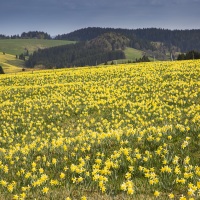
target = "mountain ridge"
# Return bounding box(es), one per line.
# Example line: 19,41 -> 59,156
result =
55,27 -> 200,52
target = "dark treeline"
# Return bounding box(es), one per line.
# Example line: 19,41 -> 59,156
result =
87,32 -> 130,51
55,27 -> 155,51
177,50 -> 200,60
26,33 -> 127,68
20,31 -> 51,39
136,55 -> 150,63
2,28 -> 200,52
133,28 -> 200,52
26,43 -> 125,68
0,34 -> 10,39
55,27 -> 200,52
0,31 -> 51,39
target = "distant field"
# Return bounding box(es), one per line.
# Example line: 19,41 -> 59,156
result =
0,52 -> 44,74
106,47 -> 151,64
0,39 -> 75,73
0,39 -> 75,55
0,52 -> 24,73
108,47 -> 155,64
124,47 -> 144,61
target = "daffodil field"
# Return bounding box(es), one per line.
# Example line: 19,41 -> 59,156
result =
0,60 -> 200,200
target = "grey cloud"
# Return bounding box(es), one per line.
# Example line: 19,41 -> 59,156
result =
0,0 -> 200,36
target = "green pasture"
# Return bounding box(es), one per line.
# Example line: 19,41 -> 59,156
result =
124,47 -> 144,61
0,39 -> 75,73
0,52 -> 24,73
106,47 -> 153,64
0,39 -> 75,55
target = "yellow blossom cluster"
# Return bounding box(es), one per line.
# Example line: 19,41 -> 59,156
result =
0,60 -> 200,199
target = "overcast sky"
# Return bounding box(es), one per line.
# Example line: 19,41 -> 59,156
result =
1,0 -> 200,36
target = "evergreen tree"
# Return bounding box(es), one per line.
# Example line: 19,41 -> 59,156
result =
177,50 -> 200,60
19,53 -> 25,61
0,66 -> 5,74
177,53 -> 186,60
136,55 -> 150,62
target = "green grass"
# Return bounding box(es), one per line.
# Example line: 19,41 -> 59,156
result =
124,47 -> 144,61
0,52 -> 46,74
0,39 -> 75,55
105,47 -> 153,64
104,48 -> 144,65
0,39 -> 75,73
0,52 -> 24,73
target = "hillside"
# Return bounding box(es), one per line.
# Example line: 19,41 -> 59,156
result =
55,27 -> 200,55
0,52 -> 24,73
0,39 -> 75,56
55,27 -> 155,51
26,32 -> 128,68
25,32 -> 157,68
0,39 -> 76,73
0,52 -> 39,73
3,27 -> 200,70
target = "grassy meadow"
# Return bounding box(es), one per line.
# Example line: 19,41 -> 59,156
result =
105,48 -> 147,65
0,53 -> 24,73
124,47 -> 144,61
0,60 -> 200,200
0,39 -> 75,73
0,39 -> 75,55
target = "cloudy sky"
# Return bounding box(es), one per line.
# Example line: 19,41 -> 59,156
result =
1,0 -> 200,36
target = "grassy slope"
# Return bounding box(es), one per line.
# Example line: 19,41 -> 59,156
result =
124,47 -> 155,61
124,47 -> 144,61
105,48 -> 144,65
1,41 -> 151,73
0,53 -> 24,73
0,53 -> 54,74
0,39 -> 75,55
0,39 -> 75,73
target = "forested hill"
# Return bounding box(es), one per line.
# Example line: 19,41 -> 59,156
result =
26,32 -> 127,68
55,27 -> 155,51
55,27 -> 200,52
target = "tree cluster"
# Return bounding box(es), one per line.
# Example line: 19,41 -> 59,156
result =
55,27 -> 200,52
19,53 -> 26,61
55,27 -> 155,51
177,50 -> 200,60
136,55 -> 150,63
0,34 -> 9,39
21,31 -> 51,39
26,34 -> 126,68
86,32 -> 130,51
11,35 -> 20,39
0,31 -> 51,39
133,28 -> 200,52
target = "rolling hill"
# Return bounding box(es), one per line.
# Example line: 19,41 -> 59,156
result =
0,52 -> 25,73
3,27 -> 200,71
0,39 -> 75,73
25,32 -> 128,68
0,39 -> 75,55
55,27 -> 200,52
